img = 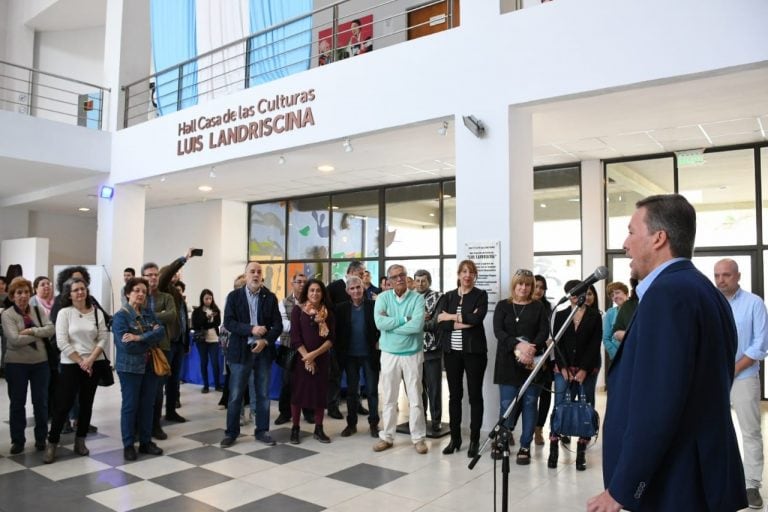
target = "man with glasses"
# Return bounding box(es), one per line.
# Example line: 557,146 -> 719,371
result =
274,273 -> 314,426
372,264 -> 428,454
140,262 -> 177,441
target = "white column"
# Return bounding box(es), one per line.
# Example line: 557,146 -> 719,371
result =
580,159 -> 606,292
219,200 -> 248,301
96,183 -> 146,309
455,105 -> 533,431
103,0 -> 151,130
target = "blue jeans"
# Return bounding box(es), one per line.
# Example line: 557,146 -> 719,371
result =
197,341 -> 221,389
344,355 -> 380,426
226,353 -> 271,438
499,383 -> 540,448
119,363 -> 160,447
552,371 -> 597,439
5,361 -> 50,445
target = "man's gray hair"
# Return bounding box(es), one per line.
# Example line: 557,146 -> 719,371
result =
346,276 -> 363,288
413,269 -> 432,285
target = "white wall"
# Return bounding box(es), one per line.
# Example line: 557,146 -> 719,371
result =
29,210 -> 97,276
0,237 -> 48,278
111,0 -> 768,185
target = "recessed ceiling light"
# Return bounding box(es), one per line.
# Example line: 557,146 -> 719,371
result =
443,193 -> 452,199
278,155 -> 286,165
78,207 -> 91,212
429,212 -> 435,217
198,185 -> 213,192
160,176 -> 167,182
540,203 -> 547,208
317,165 -> 335,172
331,206 -> 339,210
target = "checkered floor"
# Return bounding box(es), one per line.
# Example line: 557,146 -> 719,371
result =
0,379 -> 763,511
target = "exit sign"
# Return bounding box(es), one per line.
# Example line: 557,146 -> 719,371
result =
676,149 -> 705,167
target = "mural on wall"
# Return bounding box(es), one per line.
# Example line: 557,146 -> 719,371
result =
249,202 -> 286,261
318,15 -> 374,65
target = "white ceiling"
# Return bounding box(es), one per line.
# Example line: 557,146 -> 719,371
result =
9,65 -> 768,217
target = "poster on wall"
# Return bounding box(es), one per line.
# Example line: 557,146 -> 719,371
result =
318,15 -> 373,65
463,241 -> 501,311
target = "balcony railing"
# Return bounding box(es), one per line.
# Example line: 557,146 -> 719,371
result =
122,0 -> 456,128
0,59 -> 109,129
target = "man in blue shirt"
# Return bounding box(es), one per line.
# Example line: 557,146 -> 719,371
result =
714,258 -> 767,510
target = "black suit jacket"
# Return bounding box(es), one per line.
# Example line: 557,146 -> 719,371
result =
334,299 -> 380,370
223,286 -> 282,365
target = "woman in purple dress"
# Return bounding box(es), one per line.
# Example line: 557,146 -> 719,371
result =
289,278 -> 335,444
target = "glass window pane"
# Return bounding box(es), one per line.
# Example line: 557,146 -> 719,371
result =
260,263 -> 286,300
443,181 -> 456,255
534,166 -> 581,252
288,196 -> 330,259
249,201 -> 286,261
331,190 -> 380,259
442,258 -> 456,294
691,254 -> 752,293
385,258 -> 440,291
385,183 -> 440,256
679,149 -> 756,247
533,254 -> 583,304
287,261 -> 329,284
606,157 -> 674,250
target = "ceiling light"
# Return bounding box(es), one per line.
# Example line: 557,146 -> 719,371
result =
278,155 -> 286,165
443,193 -> 452,199
99,186 -> 114,199
160,176 -> 167,182
78,207 -> 91,212
438,121 -> 448,136
342,138 -> 353,153
198,185 -> 213,192
317,164 -> 335,172
331,206 -> 339,210
540,203 -> 547,208
429,212 -> 435,217
209,168 -> 217,179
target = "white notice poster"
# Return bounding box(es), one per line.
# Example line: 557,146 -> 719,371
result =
463,241 -> 501,310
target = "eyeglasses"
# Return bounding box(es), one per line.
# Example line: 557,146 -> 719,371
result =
388,272 -> 407,281
514,269 -> 533,277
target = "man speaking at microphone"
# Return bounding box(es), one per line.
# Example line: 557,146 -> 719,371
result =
587,194 -> 746,512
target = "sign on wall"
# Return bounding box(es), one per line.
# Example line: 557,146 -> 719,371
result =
463,240 -> 501,310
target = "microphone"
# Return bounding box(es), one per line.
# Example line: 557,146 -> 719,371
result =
566,266 -> 609,297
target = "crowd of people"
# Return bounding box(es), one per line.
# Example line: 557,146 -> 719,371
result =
0,194 -> 764,509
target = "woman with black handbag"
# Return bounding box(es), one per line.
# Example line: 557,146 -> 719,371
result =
43,277 -> 110,463
548,280 -> 602,471
191,289 -> 222,393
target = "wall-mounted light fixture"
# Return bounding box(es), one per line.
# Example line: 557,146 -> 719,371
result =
462,115 -> 486,138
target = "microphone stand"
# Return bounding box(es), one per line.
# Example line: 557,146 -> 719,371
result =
468,294 -> 586,512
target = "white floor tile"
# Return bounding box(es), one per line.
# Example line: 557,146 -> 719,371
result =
185,478 -> 273,510
201,453 -> 277,478
117,456 -> 195,479
88,480 -> 179,512
32,456 -> 112,481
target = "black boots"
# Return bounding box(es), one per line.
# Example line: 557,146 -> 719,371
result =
442,438 -> 462,454
547,439 -> 559,468
576,440 -> 587,471
290,425 -> 300,444
313,425 -> 331,443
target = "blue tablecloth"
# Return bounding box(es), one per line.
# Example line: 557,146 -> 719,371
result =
180,338 -> 284,400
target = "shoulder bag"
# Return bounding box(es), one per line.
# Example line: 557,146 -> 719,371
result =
550,382 -> 599,438
93,308 -> 115,387
123,306 -> 170,377
275,343 -> 297,370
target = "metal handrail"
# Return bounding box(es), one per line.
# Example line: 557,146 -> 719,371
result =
122,0 -> 456,128
0,59 -> 109,129
0,59 -> 110,92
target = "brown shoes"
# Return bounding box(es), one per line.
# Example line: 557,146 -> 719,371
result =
372,440 -> 393,452
414,440 -> 428,454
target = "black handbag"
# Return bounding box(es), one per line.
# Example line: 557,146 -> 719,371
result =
550,382 -> 599,438
275,344 -> 297,370
96,358 -> 115,387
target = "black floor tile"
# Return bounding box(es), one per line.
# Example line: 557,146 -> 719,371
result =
229,493 -> 325,512
90,447 -> 138,467
0,469 -> 64,509
129,495 -> 223,512
149,467 -> 232,494
168,445 -> 240,465
327,463 -> 406,489
183,429 -> 230,445
8,446 -> 76,468
246,444 -> 317,464
58,468 -> 142,494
